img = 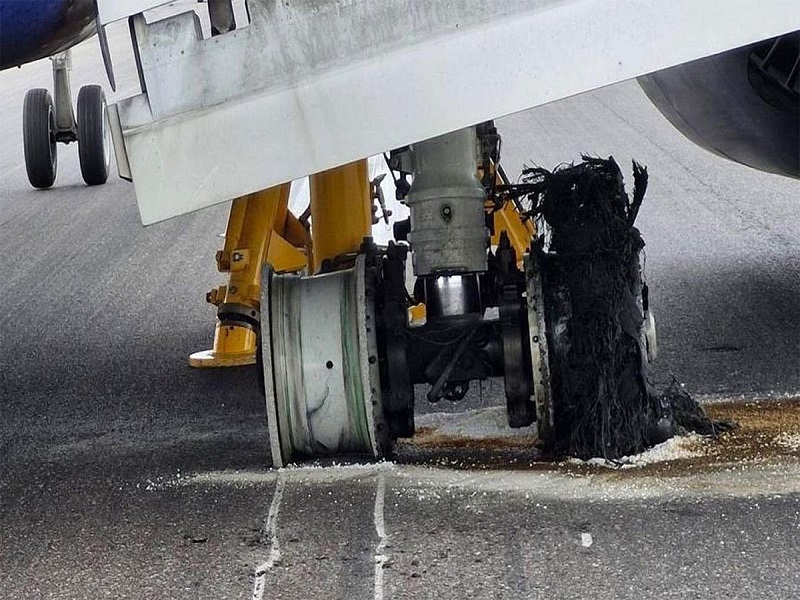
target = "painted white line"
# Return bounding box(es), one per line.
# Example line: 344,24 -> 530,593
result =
373,472 -> 388,600
252,473 -> 286,600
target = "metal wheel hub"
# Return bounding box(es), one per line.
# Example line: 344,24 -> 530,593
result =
524,251 -> 554,443
261,255 -> 387,467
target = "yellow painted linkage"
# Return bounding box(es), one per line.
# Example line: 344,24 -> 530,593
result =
189,183 -> 308,368
489,199 -> 535,269
309,159 -> 372,273
191,157 -> 532,367
484,164 -> 536,268
190,159 -> 372,367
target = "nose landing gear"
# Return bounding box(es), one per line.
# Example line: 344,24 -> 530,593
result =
76,85 -> 111,186
255,128 -> 661,466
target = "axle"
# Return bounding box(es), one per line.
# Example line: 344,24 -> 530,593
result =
260,125 -> 546,466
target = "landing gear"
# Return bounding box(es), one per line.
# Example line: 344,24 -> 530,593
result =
257,126 -> 543,466
518,158 -> 663,459
255,126 -> 660,465
22,50 -> 111,189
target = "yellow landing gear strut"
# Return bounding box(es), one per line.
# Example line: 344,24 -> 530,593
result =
190,159 -> 373,367
487,168 -> 535,269
189,182 -> 308,367
191,155 -> 532,368
309,159 -> 373,274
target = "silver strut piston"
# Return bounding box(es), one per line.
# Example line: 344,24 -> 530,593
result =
406,126 -> 489,277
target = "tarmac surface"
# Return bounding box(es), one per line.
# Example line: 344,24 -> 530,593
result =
2,12 -> 800,600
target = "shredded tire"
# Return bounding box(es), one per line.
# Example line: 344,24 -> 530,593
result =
514,156 -> 736,460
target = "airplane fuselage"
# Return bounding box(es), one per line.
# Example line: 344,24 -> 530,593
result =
0,0 -> 96,70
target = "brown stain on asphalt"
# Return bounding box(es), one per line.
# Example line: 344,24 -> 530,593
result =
395,398 -> 800,475
703,399 -> 800,462
410,429 -> 537,450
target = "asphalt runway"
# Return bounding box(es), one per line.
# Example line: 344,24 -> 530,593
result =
2,13 -> 800,600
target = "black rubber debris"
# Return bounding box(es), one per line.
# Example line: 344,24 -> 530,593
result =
512,156 -> 735,460
662,379 -> 737,436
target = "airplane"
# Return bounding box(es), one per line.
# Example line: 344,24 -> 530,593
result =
2,0 -> 798,466
2,2 -> 796,185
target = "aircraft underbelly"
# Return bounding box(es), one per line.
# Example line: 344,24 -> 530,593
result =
0,0 -> 95,70
100,0 -> 800,224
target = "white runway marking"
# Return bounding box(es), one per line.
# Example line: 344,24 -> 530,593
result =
373,472 -> 388,600
252,473 -> 286,600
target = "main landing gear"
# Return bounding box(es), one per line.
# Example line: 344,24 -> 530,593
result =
208,123 -> 657,466
23,50 -> 111,189
257,125 -> 553,466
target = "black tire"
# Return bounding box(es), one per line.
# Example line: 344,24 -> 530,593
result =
77,85 -> 111,186
23,88 -> 57,189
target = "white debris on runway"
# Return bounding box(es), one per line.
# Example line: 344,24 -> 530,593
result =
570,434 -> 707,469
409,407 -> 710,469
774,432 -> 800,452
414,406 -> 538,440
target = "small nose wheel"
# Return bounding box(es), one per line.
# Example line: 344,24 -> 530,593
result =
77,85 -> 111,186
22,88 -> 57,189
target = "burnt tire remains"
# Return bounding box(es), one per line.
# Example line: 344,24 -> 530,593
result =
521,157 -> 671,460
